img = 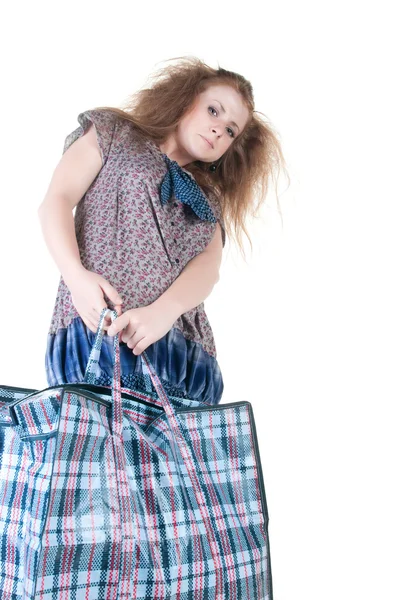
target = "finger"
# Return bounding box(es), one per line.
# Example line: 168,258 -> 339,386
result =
92,306 -> 114,331
89,308 -> 104,329
128,331 -> 145,352
103,315 -> 112,331
120,323 -> 134,343
83,317 -> 98,335
107,312 -> 128,337
86,309 -> 108,334
92,306 -> 111,320
125,328 -> 138,348
132,338 -> 146,356
106,305 -> 123,327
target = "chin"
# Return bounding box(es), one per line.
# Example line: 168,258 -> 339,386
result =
187,150 -> 205,163
196,136 -> 214,158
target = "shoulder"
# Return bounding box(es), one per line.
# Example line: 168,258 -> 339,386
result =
76,108 -> 120,134
76,109 -> 146,143
205,188 -> 223,219
204,188 -> 226,248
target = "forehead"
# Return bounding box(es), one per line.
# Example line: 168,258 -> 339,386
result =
201,84 -> 240,102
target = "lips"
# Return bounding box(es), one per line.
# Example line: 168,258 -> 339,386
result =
201,135 -> 214,149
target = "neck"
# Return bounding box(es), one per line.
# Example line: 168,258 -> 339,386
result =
158,136 -> 192,168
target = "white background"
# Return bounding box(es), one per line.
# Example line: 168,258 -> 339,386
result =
1,1 -> 397,598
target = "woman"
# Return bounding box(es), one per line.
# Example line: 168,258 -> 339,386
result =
38,56 -> 288,406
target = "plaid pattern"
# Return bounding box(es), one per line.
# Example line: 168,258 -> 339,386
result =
0,308 -> 272,599
160,154 -> 217,222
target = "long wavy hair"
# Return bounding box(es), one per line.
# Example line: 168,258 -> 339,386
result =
94,56 -> 289,261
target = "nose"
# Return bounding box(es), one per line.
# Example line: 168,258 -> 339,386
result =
211,125 -> 222,138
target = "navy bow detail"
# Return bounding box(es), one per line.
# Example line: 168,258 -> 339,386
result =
159,154 -> 217,222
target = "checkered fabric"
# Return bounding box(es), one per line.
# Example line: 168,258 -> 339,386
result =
0,308 -> 272,599
159,154 -> 217,223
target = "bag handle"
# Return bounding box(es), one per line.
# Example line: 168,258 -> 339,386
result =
82,307 -> 187,442
82,307 -> 228,571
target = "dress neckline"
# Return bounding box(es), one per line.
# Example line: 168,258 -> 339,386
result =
145,137 -> 196,180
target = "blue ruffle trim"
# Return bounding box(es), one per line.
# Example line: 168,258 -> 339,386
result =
45,316 -> 224,405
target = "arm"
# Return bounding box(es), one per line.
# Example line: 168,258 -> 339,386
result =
37,123 -> 103,286
151,223 -> 223,321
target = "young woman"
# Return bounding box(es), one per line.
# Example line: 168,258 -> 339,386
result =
38,56 -> 287,406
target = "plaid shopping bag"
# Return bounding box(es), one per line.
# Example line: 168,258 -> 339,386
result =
0,307 -> 273,599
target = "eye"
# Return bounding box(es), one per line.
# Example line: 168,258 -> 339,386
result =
208,106 -> 235,138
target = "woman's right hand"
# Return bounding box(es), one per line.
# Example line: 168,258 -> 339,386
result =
64,266 -> 124,335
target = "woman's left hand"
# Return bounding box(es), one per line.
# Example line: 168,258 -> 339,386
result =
105,303 -> 178,355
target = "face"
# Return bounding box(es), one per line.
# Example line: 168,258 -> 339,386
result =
164,84 -> 250,166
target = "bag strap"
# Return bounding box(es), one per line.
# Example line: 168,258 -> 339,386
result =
83,307 -> 189,442
84,308 -> 227,569
82,308 -> 226,560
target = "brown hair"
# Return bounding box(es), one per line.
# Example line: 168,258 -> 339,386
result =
94,55 -> 290,261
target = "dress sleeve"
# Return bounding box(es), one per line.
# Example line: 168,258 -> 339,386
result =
62,109 -> 118,167
207,189 -> 226,248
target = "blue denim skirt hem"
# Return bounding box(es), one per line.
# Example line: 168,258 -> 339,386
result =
45,317 -> 224,405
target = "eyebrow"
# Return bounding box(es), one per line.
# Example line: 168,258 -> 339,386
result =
212,99 -> 240,132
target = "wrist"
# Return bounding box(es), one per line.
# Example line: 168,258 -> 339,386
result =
62,263 -> 87,287
151,295 -> 183,322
